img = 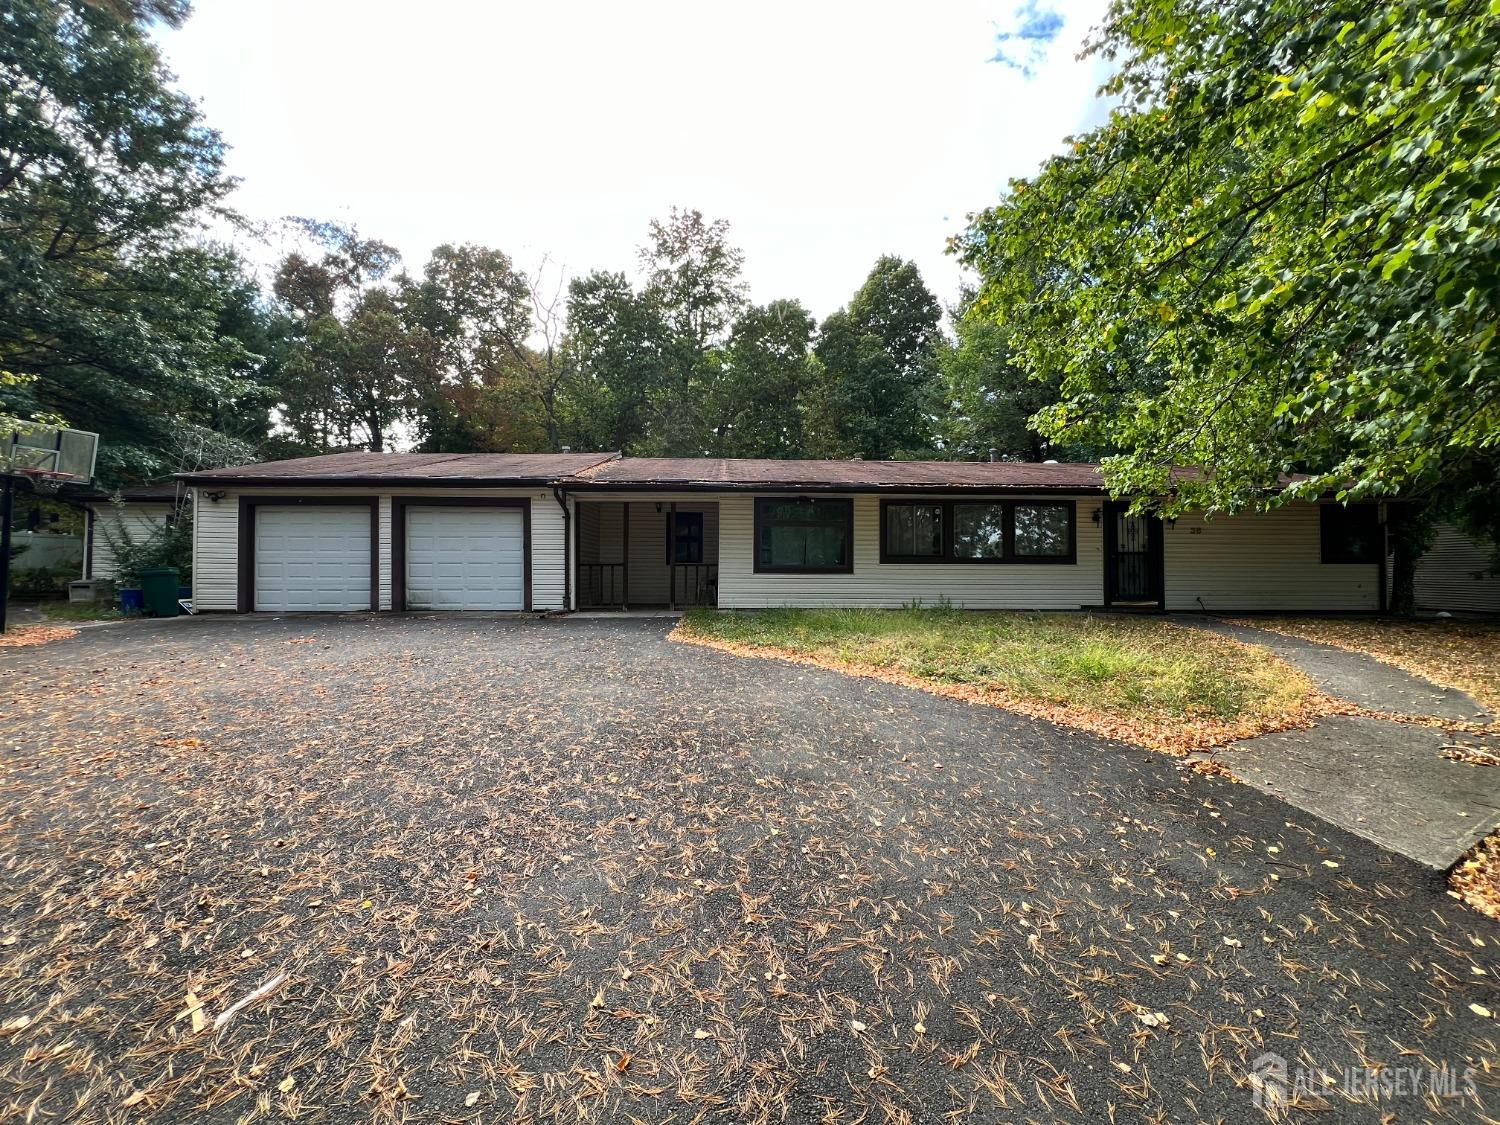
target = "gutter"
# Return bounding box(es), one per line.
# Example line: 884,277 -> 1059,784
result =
557,481 -> 1112,495
172,474 -> 576,489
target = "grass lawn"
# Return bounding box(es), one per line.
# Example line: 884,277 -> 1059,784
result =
677,607 -> 1319,750
38,601 -> 123,622
1227,615 -> 1500,715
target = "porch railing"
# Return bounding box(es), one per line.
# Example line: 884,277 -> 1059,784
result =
576,563 -> 718,609
670,564 -> 717,608
579,563 -> 626,609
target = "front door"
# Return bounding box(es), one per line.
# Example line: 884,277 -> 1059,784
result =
1104,502 -> 1164,607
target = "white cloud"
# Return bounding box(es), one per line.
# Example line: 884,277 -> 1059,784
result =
158,0 -> 1113,318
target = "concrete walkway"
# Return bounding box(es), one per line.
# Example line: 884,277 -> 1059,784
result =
1183,617 -> 1499,869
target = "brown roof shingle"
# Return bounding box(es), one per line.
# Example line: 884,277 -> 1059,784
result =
178,451 -> 622,486
570,457 -> 1108,491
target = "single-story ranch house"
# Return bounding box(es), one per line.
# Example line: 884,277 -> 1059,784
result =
177,451 -> 1397,614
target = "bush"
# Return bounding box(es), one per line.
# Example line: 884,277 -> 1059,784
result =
99,499 -> 192,588
9,565 -> 68,597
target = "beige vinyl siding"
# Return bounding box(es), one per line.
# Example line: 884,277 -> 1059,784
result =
191,487 -> 567,611
1163,502 -> 1379,612
89,502 -> 174,581
717,492 -> 1105,609
1415,524 -> 1500,614
192,490 -> 238,609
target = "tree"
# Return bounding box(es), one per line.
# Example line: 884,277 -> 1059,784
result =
707,300 -> 817,457
937,308 -> 1063,462
409,246 -> 570,453
956,0 -> 1500,565
0,1 -> 270,483
271,222 -> 434,452
637,208 -> 748,455
814,257 -> 942,459
558,271 -> 668,454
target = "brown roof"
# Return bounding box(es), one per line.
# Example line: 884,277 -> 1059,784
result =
178,451 -> 622,486
177,452 -> 1113,491
175,452 -> 1319,494
571,457 -> 1109,491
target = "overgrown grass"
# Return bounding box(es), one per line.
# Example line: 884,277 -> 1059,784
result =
39,602 -> 123,623
678,607 -> 1318,749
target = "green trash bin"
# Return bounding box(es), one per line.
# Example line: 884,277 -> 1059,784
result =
138,566 -> 181,618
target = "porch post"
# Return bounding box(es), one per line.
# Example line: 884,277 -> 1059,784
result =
621,502 -> 629,611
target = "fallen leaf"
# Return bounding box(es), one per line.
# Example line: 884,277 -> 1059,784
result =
278,1075 -> 295,1093
465,1091 -> 480,1107
1471,1003 -> 1492,1018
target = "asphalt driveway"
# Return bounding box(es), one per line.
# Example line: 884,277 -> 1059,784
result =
1,615 -> 1497,1122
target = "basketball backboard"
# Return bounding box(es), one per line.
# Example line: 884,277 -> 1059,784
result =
4,427 -> 99,488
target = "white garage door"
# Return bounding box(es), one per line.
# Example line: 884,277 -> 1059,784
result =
405,506 -> 525,610
254,506 -> 372,612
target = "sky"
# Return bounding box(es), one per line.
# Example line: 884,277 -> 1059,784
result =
155,0 -> 1114,321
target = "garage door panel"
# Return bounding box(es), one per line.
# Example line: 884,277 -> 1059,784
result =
405,506 -> 525,610
254,506 -> 372,612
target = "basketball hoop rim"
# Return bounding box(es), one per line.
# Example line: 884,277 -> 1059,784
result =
14,467 -> 71,493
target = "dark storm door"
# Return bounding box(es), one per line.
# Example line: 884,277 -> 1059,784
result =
1104,502 -> 1164,606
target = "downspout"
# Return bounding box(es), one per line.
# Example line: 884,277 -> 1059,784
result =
553,487 -> 571,612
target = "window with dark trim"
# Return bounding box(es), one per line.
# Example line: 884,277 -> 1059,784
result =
883,502 -> 944,559
668,510 -> 704,564
953,503 -> 1008,560
1013,503 -> 1072,558
755,498 -> 853,573
879,498 -> 1077,564
1320,503 -> 1381,564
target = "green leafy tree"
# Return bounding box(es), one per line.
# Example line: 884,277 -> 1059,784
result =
559,270 -> 669,454
409,246 -> 569,453
271,222 -> 436,451
706,300 -> 817,457
0,0 -> 269,482
638,208 -> 748,455
814,257 -> 942,459
956,0 -> 1500,604
937,302 -> 1072,462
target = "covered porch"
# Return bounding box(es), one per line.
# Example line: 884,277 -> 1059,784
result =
576,500 -> 719,609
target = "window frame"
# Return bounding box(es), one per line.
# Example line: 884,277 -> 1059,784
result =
879,498 -> 1077,565
879,499 -> 948,564
666,509 -> 705,565
1009,501 -> 1078,562
1320,503 -> 1382,565
753,497 -> 855,575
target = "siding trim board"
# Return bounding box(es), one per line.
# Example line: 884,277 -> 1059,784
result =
236,495 -> 380,613
391,496 -> 532,612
